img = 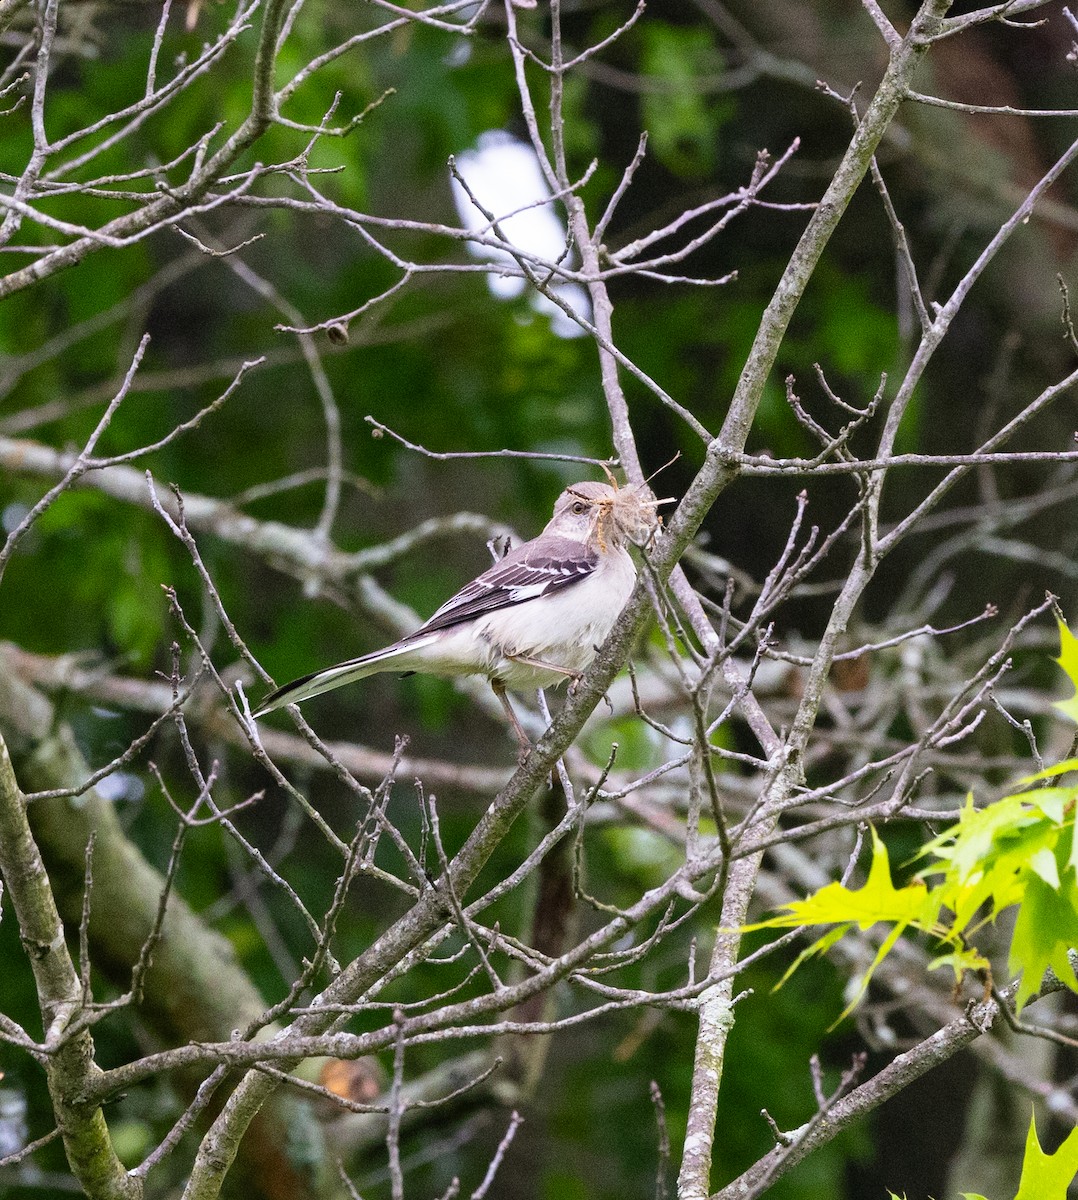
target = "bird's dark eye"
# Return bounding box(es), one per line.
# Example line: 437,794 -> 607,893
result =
571,502 -> 587,515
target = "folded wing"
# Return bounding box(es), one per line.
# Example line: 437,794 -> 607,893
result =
417,534 -> 597,634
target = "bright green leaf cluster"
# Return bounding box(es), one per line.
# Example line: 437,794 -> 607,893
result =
1012,1114 -> 1078,1200
1055,615 -> 1078,724
747,617 -> 1078,1018
888,1114 -> 1078,1199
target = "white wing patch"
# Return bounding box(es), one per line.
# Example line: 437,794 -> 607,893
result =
505,580 -> 557,601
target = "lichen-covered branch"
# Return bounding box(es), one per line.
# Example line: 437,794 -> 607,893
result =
0,730 -> 138,1199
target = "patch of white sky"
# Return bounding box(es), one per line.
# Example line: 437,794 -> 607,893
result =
450,130 -> 592,339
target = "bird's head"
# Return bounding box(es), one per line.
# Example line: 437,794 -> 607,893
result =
548,478 -> 665,550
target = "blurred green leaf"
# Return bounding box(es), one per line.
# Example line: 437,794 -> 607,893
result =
640,24 -> 732,178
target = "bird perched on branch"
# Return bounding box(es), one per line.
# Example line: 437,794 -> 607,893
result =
254,479 -> 661,754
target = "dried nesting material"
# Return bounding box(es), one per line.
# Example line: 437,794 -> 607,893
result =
562,477 -> 668,550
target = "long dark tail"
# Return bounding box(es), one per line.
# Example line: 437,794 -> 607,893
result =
253,636 -> 435,716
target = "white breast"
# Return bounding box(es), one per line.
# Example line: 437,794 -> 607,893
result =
476,547 -> 637,690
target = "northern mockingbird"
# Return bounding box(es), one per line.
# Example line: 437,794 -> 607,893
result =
255,480 -> 660,752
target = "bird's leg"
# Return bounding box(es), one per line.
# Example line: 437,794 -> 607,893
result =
505,653 -> 584,693
491,679 -> 532,763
